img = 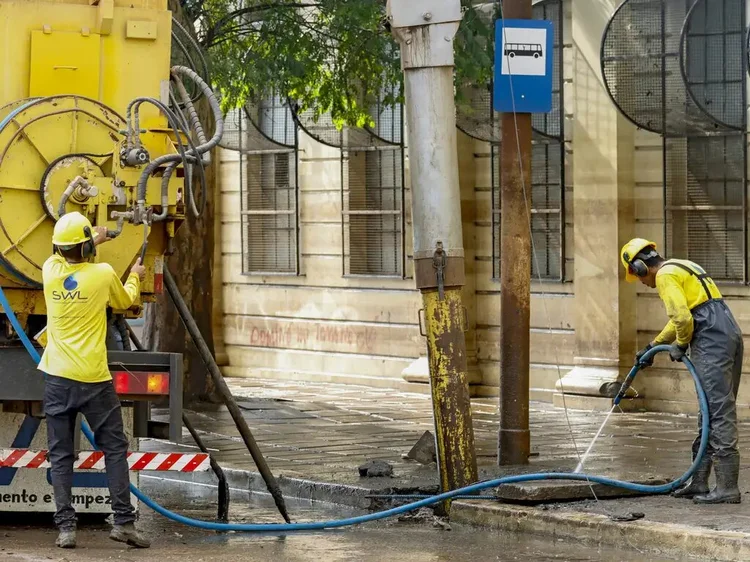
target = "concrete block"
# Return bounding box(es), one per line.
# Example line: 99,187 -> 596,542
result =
494,478 -> 669,503
358,460 -> 394,478
406,431 -> 437,465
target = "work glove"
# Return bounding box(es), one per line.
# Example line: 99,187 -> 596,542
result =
669,343 -> 688,362
635,343 -> 654,367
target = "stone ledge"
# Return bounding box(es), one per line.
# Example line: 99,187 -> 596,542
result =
494,477 -> 669,503
451,501 -> 750,562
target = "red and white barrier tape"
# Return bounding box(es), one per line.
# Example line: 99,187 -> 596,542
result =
0,449 -> 210,472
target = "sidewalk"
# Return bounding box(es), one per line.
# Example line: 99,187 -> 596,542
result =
145,378 -> 750,560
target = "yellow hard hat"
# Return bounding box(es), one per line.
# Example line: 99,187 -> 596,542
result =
620,238 -> 657,283
52,212 -> 93,247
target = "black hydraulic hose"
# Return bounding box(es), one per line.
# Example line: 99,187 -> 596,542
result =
172,71 -> 208,151
182,414 -> 231,524
162,267 -> 292,524
130,97 -> 206,218
125,321 -> 145,351
132,66 -> 222,208
170,66 -> 224,154
114,315 -> 132,352
171,19 -> 210,94
169,89 -> 206,217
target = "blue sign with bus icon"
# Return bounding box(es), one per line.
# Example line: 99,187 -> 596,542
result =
494,19 -> 554,113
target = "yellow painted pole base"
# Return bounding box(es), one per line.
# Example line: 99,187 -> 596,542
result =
422,287 -> 479,511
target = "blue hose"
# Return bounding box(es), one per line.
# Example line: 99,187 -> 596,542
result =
0,100 -> 711,530
0,277 -> 710,531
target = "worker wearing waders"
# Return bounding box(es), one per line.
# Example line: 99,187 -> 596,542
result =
621,238 -> 743,504
38,212 -> 151,549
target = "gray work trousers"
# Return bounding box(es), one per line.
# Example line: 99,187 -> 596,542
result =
689,300 -> 744,461
43,375 -> 135,530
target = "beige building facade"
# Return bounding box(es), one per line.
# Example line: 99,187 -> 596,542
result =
213,0 -> 750,419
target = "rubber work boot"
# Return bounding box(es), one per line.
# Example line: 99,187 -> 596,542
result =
672,455 -> 711,499
694,456 -> 741,505
109,523 -> 151,548
56,529 -> 76,549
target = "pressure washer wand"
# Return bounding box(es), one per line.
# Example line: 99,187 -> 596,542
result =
613,347 -> 658,406
613,366 -> 639,406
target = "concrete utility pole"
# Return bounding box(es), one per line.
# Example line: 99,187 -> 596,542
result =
498,0 -> 533,465
388,0 -> 479,498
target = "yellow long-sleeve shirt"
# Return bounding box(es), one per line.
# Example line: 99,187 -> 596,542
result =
653,259 -> 722,347
38,254 -> 140,383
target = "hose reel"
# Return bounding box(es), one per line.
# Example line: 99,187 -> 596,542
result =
0,67 -> 223,290
0,96 -> 126,288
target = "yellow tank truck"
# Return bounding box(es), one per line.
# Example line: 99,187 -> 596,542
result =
0,0 -> 221,513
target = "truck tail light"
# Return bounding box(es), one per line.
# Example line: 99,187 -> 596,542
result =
113,371 -> 170,396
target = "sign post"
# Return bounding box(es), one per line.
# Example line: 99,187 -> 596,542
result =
493,9 -> 554,466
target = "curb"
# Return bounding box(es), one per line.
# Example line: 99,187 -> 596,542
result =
450,501 -> 750,562
158,467 -> 436,510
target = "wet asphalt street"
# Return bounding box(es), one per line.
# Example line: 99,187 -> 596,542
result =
0,478 -> 691,562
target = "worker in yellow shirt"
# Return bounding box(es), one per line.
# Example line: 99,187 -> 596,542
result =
621,238 -> 743,505
38,212 -> 150,549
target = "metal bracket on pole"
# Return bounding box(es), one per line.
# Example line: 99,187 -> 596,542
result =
433,241 -> 446,300
387,1 -> 461,70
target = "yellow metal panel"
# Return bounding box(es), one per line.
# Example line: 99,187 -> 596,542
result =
101,8 -> 171,125
29,30 -> 101,98
0,3 -> 171,121
126,19 -> 157,39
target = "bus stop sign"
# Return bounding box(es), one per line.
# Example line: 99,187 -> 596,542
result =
493,18 -> 554,114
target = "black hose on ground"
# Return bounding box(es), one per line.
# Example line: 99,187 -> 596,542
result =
182,414 -> 231,524
162,267 -> 291,524
125,320 -> 231,524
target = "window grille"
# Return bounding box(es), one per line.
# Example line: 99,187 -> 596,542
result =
665,0 -> 747,282
290,76 -> 407,278
491,141 -> 564,280
342,141 -> 405,277
665,134 -> 746,282
224,107 -> 300,275
341,92 -> 406,278
601,0 -> 747,283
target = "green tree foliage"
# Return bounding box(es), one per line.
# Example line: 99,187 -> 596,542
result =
178,0 -> 495,127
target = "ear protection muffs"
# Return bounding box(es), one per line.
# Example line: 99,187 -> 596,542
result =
628,255 -> 649,278
81,226 -> 96,259
624,248 -> 656,278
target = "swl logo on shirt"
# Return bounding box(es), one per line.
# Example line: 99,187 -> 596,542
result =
52,274 -> 88,302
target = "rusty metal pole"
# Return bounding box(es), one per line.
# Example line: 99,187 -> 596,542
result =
498,0 -> 533,466
388,0 -> 479,504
